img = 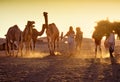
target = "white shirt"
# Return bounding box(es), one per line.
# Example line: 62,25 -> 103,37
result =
108,33 -> 115,44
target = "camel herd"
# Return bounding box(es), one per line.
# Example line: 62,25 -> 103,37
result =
0,12 -> 116,61
4,12 -> 59,57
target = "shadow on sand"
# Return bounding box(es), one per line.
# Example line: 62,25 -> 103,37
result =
83,57 -> 120,82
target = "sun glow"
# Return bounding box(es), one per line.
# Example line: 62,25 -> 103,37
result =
0,0 -> 120,38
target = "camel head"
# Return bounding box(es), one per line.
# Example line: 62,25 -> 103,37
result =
27,21 -> 35,29
43,12 -> 48,17
43,12 -> 48,26
27,21 -> 35,27
25,21 -> 35,35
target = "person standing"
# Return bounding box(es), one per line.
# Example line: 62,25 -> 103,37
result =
64,26 -> 75,55
75,27 -> 83,52
104,31 -> 115,57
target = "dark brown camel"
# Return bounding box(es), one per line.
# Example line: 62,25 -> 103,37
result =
23,21 -> 35,54
32,24 -> 46,50
43,12 -> 59,55
92,31 -> 102,60
5,25 -> 23,57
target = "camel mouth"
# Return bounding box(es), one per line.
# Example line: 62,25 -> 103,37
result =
28,21 -> 35,27
32,21 -> 35,24
32,25 -> 35,27
31,21 -> 35,27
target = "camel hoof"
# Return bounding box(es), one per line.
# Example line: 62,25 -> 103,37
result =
49,51 -> 55,56
50,54 -> 55,56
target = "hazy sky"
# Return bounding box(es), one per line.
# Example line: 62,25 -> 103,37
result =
0,0 -> 120,38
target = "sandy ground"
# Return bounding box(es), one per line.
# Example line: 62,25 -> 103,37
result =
0,38 -> 120,82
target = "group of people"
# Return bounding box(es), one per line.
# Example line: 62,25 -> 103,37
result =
62,26 -> 115,57
63,26 -> 83,55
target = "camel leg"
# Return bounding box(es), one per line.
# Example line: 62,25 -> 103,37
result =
50,44 -> 55,55
53,40 -> 55,51
48,43 -> 52,55
28,41 -> 31,55
47,39 -> 52,55
20,43 -> 23,57
8,42 -> 12,56
17,44 -> 20,57
53,40 -> 56,54
48,38 -> 55,56
33,40 -> 36,51
51,41 -> 55,55
94,46 -> 97,62
56,38 -> 59,52
17,42 -> 23,57
99,45 -> 102,62
95,45 -> 97,59
25,42 -> 28,55
12,42 -> 15,57
27,42 -> 30,55
24,40 -> 27,55
18,41 -> 23,57
57,38 -> 59,48
5,41 -> 9,56
30,43 -> 32,51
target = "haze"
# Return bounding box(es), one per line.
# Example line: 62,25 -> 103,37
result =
0,0 -> 120,38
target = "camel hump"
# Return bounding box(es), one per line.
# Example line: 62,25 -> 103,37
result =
50,23 -> 56,27
48,23 -> 59,33
50,23 -> 58,30
9,24 -> 18,29
6,24 -> 22,42
7,25 -> 20,34
13,25 -> 20,30
92,31 -> 101,39
32,28 -> 38,35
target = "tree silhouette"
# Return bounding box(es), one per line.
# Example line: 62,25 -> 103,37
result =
92,19 -> 120,60
112,22 -> 120,39
92,19 -> 120,39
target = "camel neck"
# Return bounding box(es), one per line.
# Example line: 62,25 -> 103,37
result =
38,27 -> 45,36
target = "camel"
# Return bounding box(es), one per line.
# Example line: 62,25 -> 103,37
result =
92,31 -> 102,60
32,24 -> 46,50
43,12 -> 59,55
5,25 -> 23,57
23,21 -> 35,54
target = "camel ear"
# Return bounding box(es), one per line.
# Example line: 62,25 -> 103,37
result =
43,12 -> 48,16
